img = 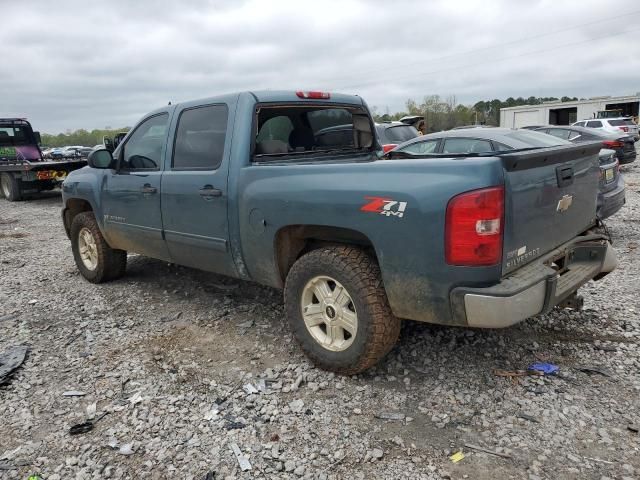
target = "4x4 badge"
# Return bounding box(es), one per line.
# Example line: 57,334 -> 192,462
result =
361,196 -> 408,218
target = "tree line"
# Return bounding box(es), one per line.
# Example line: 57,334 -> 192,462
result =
41,127 -> 130,147
372,95 -> 581,132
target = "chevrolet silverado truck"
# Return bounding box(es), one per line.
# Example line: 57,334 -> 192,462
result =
60,91 -> 617,374
0,118 -> 86,201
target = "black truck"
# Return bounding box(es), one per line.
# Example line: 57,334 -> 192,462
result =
0,118 -> 87,201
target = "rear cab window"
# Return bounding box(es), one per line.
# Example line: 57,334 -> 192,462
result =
253,104 -> 374,161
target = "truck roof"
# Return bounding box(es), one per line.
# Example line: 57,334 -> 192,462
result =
147,91 -> 366,116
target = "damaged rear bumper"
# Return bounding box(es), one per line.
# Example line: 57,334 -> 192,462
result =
449,235 -> 617,328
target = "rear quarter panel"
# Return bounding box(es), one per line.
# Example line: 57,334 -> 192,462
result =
236,157 -> 505,324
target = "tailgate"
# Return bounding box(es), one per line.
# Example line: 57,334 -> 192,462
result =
500,142 -> 601,275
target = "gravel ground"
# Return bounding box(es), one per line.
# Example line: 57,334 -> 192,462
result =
1,157 -> 640,480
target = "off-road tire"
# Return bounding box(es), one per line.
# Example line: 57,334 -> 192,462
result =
284,245 -> 401,375
0,173 -> 22,201
70,212 -> 127,283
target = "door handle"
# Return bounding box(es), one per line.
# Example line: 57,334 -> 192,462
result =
199,185 -> 222,198
141,184 -> 157,194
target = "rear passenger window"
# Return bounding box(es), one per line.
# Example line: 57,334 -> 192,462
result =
398,139 -> 438,154
442,138 -> 492,154
547,128 -> 572,140
173,104 -> 228,170
586,120 -> 603,128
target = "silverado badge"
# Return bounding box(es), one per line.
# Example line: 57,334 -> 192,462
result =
556,194 -> 573,213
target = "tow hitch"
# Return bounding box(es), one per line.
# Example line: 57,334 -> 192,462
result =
558,292 -> 584,311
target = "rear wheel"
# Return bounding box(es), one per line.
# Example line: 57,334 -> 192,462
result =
284,245 -> 401,375
0,173 -> 22,201
70,212 -> 127,283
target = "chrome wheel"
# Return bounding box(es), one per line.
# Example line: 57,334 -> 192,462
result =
78,227 -> 98,271
301,275 -> 357,352
1,175 -> 10,198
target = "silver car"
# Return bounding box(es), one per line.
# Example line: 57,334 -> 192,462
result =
573,118 -> 639,141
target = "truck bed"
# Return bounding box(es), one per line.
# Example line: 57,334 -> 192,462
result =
0,158 -> 87,172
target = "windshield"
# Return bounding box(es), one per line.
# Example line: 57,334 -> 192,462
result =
0,125 -> 36,147
507,130 -> 570,147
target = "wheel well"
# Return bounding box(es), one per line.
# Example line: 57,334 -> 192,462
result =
275,225 -> 376,284
63,199 -> 93,234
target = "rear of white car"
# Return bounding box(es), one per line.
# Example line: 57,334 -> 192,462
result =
574,118 -> 639,140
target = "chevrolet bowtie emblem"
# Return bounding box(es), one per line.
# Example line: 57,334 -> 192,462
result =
557,194 -> 573,212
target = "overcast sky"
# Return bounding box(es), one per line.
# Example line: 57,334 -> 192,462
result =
2,0 -> 639,133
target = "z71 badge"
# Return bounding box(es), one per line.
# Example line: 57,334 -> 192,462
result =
360,196 -> 408,218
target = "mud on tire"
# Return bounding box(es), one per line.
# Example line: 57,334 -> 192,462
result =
284,245 -> 401,375
70,212 -> 127,283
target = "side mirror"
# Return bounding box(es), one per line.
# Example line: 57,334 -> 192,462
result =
34,131 -> 42,144
103,136 -> 114,153
87,148 -> 114,169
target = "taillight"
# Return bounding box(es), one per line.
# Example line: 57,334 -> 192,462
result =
619,126 -> 629,132
295,91 -> 330,99
382,144 -> 398,153
602,140 -> 623,148
445,186 -> 504,266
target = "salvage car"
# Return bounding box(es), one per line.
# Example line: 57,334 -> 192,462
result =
391,128 -> 625,219
536,124 -> 635,164
573,118 -> 639,142
60,91 -> 617,374
375,121 -> 420,153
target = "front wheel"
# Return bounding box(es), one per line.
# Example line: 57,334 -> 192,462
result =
70,212 -> 127,283
284,246 -> 401,375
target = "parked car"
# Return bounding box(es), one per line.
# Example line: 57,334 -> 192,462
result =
538,125 -> 636,165
389,128 -> 625,219
533,126 -> 626,218
375,121 -> 420,153
573,118 -> 639,141
61,90 -> 616,374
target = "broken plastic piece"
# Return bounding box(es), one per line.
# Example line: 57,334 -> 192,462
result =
528,362 -> 559,375
242,383 -> 258,395
375,412 -> 405,421
230,442 -> 251,471
449,451 -> 465,463
0,346 -> 28,385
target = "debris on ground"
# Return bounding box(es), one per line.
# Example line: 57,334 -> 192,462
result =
242,383 -> 258,395
229,443 -> 251,471
528,362 -> 559,375
449,451 -> 465,463
0,346 -> 28,385
118,444 -> 134,456
576,365 -> 613,377
464,443 -> 512,459
375,412 -> 406,421
62,390 -> 86,397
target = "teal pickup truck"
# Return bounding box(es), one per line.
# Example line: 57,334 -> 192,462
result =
61,91 -> 617,374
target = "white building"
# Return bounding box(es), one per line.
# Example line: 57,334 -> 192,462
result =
500,94 -> 640,128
